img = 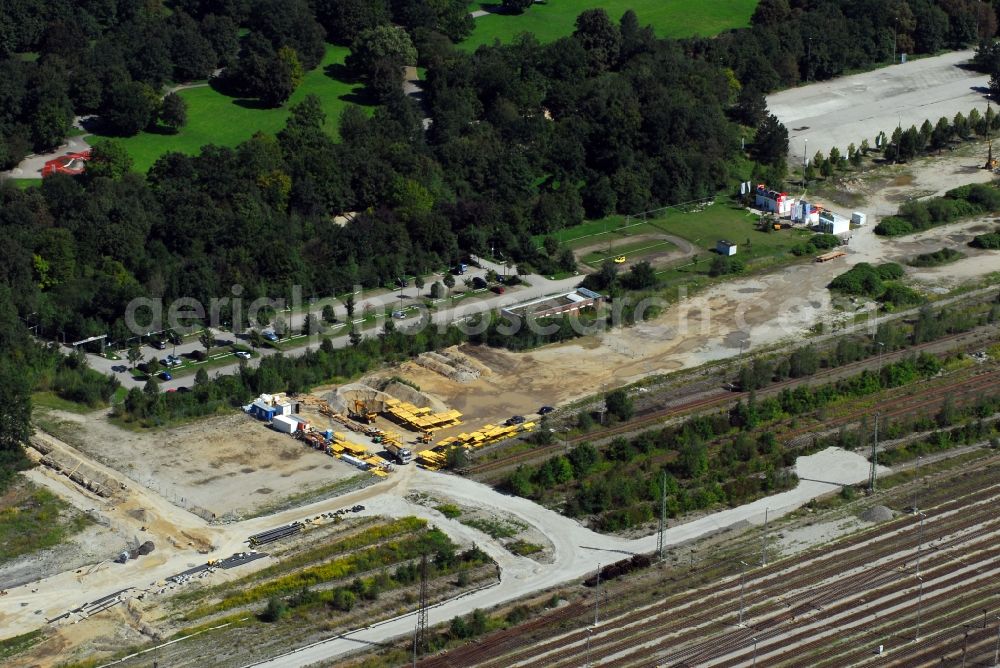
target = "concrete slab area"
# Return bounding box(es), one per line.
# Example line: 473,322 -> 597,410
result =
768,50 -> 990,160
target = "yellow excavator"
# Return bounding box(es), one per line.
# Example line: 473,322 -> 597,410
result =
351,399 -> 378,423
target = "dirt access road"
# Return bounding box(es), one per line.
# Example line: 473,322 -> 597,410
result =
390,149 -> 1000,430
769,49 -> 990,159
0,428 -> 878,661
248,447 -> 881,668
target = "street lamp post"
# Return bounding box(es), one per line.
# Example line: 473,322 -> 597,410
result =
803,138 -> 809,187
876,341 -> 885,375
752,636 -> 759,668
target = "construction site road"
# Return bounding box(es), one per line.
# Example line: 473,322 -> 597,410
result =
768,49 -> 989,160
243,447 -> 881,668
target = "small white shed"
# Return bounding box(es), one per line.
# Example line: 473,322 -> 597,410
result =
716,240 -> 738,256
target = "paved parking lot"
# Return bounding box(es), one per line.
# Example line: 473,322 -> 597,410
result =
768,50 -> 990,161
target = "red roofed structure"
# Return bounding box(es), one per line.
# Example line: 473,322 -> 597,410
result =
41,150 -> 91,177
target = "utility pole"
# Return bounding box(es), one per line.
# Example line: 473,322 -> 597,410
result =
738,560 -> 749,626
752,636 -> 759,668
914,575 -> 923,641
992,617 -> 999,666
412,552 -> 428,668
594,564 -> 601,626
761,508 -> 769,567
657,473 -> 667,561
803,138 -> 809,188
869,413 -> 880,493
892,17 -> 898,65
916,511 -> 926,576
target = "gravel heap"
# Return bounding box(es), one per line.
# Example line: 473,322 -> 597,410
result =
860,505 -> 894,523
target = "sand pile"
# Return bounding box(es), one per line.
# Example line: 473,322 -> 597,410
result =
859,505 -> 894,523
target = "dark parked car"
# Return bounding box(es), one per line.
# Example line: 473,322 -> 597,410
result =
472,276 -> 487,289
538,406 -> 554,415
506,415 -> 525,425
159,371 -> 173,381
152,339 -> 166,350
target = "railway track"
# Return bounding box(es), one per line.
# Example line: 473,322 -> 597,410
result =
573,520 -> 1000,668
425,466 -> 1000,668
465,330 -> 996,477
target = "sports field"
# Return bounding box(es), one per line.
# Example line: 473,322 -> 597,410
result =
103,45 -> 369,173
544,202 -> 813,272
462,0 -> 757,51
580,237 -> 677,267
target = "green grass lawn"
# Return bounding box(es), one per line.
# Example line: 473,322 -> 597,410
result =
581,237 -> 676,266
99,44 -> 370,173
532,219 -> 664,249
462,0 -> 756,51
32,392 -> 103,414
645,203 -> 810,262
0,481 -> 93,564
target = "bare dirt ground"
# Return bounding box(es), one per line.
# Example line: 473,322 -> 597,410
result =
809,145 -> 1000,291
36,410 -> 359,518
375,150 -> 1000,431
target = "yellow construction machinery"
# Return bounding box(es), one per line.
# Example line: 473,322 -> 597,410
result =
351,399 -> 378,423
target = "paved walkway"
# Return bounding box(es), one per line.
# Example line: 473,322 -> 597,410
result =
1,133 -> 92,181
769,49 -> 989,159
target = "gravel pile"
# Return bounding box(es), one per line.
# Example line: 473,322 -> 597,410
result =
860,505 -> 894,523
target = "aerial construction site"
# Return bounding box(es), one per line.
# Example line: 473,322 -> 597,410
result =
7,29 -> 1000,668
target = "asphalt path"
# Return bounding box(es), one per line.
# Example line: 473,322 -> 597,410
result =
85,259 -> 583,391
769,50 -> 990,160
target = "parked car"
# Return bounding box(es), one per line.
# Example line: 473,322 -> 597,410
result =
538,406 -> 554,415
491,285 -> 505,294
235,351 -> 251,360
394,277 -> 409,288
159,371 -> 173,381
472,276 -> 487,289
453,263 -> 468,275
152,339 -> 166,350
506,415 -> 525,425
263,331 -> 278,342
392,310 -> 407,319
613,255 -> 627,264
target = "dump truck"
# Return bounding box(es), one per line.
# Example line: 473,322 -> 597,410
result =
385,442 -> 413,464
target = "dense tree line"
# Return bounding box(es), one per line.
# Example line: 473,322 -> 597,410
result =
696,0 -> 994,98
0,6 -> 758,347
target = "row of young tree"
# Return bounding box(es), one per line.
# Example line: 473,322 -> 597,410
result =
505,347 -> 949,531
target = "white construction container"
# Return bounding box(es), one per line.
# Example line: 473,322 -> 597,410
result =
851,211 -> 867,226
272,415 -> 298,434
340,454 -> 370,470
